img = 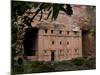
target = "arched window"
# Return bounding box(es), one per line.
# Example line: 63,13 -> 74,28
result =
60,41 -> 62,45
67,41 -> 69,45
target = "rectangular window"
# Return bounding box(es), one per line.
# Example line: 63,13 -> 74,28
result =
44,50 -> 47,53
52,41 -> 54,45
51,30 -> 53,33
59,30 -> 62,34
67,31 -> 69,35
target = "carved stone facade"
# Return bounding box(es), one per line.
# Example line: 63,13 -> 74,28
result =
36,24 -> 82,61
23,6 -> 84,61
16,5 -> 95,61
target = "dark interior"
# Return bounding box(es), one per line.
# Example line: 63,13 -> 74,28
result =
51,51 -> 55,61
23,28 -> 38,56
82,30 -> 89,56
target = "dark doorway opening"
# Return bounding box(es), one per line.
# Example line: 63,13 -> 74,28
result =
82,30 -> 96,56
51,51 -> 55,61
82,30 -> 89,56
23,28 -> 38,56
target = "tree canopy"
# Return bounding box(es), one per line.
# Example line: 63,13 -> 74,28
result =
12,1 -> 73,21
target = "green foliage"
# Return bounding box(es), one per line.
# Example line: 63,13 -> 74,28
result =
32,3 -> 73,20
71,57 -> 96,69
83,57 -> 96,69
12,1 -> 33,19
12,1 -> 73,21
11,62 -> 24,74
38,62 -> 55,72
11,23 -> 17,44
72,57 -> 85,66
11,57 -> 95,74
11,21 -> 17,65
51,61 -> 59,65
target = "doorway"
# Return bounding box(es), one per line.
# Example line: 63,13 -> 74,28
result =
23,28 -> 38,56
51,51 -> 55,61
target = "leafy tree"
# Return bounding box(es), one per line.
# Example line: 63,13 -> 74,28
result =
12,1 -> 73,21
31,3 -> 73,21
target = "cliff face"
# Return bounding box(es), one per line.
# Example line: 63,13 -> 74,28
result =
71,5 -> 96,57
72,5 -> 96,31
29,5 -> 95,31
81,6 -> 96,57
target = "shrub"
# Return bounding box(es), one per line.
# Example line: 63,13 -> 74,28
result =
71,57 -> 85,66
84,57 -> 96,69
23,62 -> 33,73
38,63 -> 55,72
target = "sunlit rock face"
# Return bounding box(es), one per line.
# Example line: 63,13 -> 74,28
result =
72,5 -> 96,31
